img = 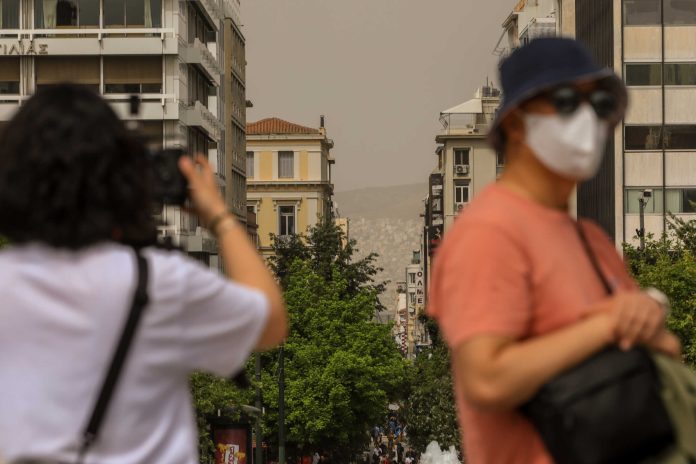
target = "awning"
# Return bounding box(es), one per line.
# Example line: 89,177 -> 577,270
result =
440,98 -> 482,115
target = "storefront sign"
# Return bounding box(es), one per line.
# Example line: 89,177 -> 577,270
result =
0,40 -> 48,56
214,426 -> 249,464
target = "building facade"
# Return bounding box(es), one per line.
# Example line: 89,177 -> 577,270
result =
429,86 -> 502,232
223,0 -> 248,227
0,0 -> 247,265
246,117 -> 335,257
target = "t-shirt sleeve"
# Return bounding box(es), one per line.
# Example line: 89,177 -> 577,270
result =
427,222 -> 532,350
177,257 -> 269,376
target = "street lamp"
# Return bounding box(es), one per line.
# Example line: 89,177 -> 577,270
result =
636,189 -> 652,251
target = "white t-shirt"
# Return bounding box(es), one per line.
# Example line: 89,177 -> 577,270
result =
0,243 -> 269,464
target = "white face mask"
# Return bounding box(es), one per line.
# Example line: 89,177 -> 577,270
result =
523,103 -> 609,181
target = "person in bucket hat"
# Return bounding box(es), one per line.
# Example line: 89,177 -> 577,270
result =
427,38 -> 680,464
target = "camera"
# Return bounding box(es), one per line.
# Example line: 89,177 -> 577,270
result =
642,189 -> 653,199
127,95 -> 188,206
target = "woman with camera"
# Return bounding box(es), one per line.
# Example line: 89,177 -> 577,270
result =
0,85 -> 287,463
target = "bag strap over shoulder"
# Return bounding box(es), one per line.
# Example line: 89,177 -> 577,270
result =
575,221 -> 614,296
75,248 -> 149,464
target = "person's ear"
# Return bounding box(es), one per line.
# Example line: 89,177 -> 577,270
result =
500,110 -> 526,147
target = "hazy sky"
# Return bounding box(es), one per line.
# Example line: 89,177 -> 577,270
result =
243,1 -> 515,192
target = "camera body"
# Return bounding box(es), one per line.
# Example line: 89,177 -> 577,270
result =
149,148 -> 188,206
127,95 -> 189,206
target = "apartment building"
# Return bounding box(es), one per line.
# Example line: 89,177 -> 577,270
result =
0,0 -> 247,265
404,251 -> 429,359
427,86 -> 502,234
246,117 -> 335,258
223,0 -> 248,227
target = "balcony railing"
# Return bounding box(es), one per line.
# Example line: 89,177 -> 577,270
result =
180,100 -> 224,140
180,38 -> 222,86
0,28 -> 175,40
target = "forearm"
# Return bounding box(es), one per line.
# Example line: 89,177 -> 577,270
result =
215,216 -> 287,347
460,312 -> 613,410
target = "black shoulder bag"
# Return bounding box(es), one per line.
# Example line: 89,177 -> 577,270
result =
520,222 -> 675,464
12,249 -> 149,464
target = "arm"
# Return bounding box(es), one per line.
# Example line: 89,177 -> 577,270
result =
453,291 -> 680,412
179,155 -> 288,351
452,311 -> 613,411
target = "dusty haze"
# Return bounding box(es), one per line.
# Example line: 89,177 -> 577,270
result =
243,0 -> 515,191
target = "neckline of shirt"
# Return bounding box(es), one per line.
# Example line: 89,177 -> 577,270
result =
491,183 -> 575,222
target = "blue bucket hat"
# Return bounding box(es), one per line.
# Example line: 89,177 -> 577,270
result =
488,37 -> 627,152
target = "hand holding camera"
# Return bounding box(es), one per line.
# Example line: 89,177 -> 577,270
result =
178,154 -> 230,232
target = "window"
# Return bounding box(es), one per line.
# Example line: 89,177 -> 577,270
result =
623,0 -> 661,25
104,0 -> 162,28
104,56 -> 162,93
625,64 -> 662,86
246,151 -> 254,178
454,148 -> 470,166
139,121 -> 163,149
35,57 -> 100,91
454,182 -> 469,205
664,0 -> 696,25
1,0 -> 19,28
188,66 -> 213,106
666,188 -> 696,213
625,126 -> 663,150
665,64 -> 696,86
663,125 -> 696,149
625,188 -> 664,213
34,0 -> 98,27
409,292 -> 416,306
188,127 -> 211,157
278,205 -> 295,236
0,57 -> 19,95
278,151 -> 294,178
187,2 -> 215,43
408,273 -> 416,284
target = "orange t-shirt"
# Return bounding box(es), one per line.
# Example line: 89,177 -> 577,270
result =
427,184 -> 637,464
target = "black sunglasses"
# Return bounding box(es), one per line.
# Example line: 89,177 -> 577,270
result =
543,86 -> 618,120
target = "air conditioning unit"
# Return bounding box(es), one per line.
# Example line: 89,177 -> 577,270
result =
455,164 -> 469,176
456,203 -> 467,213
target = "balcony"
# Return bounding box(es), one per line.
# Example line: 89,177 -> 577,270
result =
0,28 -> 178,56
196,0 -> 223,26
180,100 -> 223,140
180,38 -> 221,86
182,227 -> 218,254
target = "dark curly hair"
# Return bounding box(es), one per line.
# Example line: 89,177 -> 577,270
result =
0,84 -> 157,249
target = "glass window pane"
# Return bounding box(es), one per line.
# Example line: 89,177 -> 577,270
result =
626,189 -> 663,213
454,148 -> 469,165
78,0 -> 98,26
279,151 -> 294,178
666,189 -> 682,213
625,64 -> 662,86
624,0 -> 661,25
0,81 -> 19,94
665,63 -> 696,85
663,125 -> 696,149
104,0 -> 124,26
126,0 -> 145,27
56,0 -> 77,27
683,189 -> 696,213
664,0 -> 696,25
246,151 -> 254,178
149,0 -> 161,27
625,126 -> 662,150
2,0 -> 19,28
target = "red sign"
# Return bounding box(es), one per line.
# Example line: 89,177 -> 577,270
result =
214,427 -> 249,464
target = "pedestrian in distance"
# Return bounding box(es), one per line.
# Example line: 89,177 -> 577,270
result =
0,85 -> 288,463
428,37 -> 681,464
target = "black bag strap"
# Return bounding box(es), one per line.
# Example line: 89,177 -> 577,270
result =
575,220 -> 614,296
75,248 -> 149,464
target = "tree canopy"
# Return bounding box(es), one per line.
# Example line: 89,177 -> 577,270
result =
624,216 -> 696,366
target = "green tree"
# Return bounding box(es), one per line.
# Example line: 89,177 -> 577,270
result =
624,215 -> 696,366
260,220 -> 406,461
402,319 -> 460,455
